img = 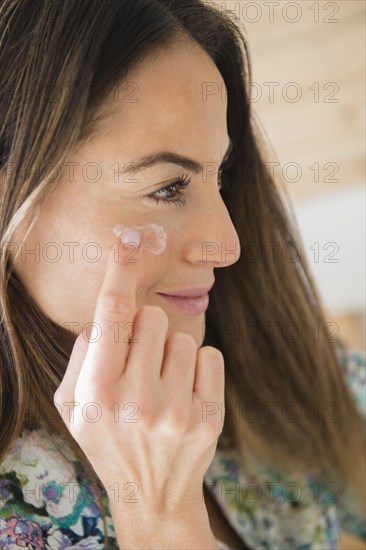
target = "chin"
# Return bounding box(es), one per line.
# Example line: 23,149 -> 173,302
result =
148,295 -> 206,348
167,311 -> 206,349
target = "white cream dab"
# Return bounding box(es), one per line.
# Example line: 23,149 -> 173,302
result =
113,223 -> 167,255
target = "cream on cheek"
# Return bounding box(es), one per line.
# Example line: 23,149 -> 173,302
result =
113,223 -> 167,255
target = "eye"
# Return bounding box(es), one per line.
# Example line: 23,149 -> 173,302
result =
147,173 -> 192,207
146,154 -> 234,208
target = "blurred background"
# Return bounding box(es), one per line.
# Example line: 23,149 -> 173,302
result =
212,2 -> 365,548
213,0 -> 365,353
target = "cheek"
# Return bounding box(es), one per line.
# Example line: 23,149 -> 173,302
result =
13,179 -> 180,329
59,242 -> 168,331
134,254 -> 168,307
152,303 -> 205,349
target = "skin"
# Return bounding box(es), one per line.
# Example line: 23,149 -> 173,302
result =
9,38 -> 364,550
12,38 -> 241,348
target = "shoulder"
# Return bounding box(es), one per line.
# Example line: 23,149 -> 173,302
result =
0,429 -> 116,549
334,339 -> 365,420
332,340 -> 366,540
204,339 -> 366,548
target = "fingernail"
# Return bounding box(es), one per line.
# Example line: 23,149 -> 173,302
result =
120,227 -> 141,246
85,325 -> 94,340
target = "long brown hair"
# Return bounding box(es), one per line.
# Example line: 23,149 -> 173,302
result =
1,0 -> 364,544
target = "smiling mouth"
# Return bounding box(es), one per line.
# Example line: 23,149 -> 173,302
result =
157,292 -> 209,315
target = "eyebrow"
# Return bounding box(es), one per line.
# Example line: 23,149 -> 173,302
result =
119,138 -> 233,175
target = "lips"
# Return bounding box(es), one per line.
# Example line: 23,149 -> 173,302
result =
157,282 -> 214,298
158,293 -> 210,315
157,282 -> 214,316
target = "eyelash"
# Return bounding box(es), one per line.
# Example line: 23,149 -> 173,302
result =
147,163 -> 232,207
147,173 -> 192,207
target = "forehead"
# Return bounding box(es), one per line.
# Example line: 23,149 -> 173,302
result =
89,40 -> 229,158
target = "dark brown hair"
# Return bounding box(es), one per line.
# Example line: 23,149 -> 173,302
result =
1,1 -> 364,546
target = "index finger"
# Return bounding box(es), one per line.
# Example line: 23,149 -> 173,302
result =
81,227 -> 142,386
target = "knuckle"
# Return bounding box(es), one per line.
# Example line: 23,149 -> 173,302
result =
98,293 -> 133,318
158,410 -> 187,436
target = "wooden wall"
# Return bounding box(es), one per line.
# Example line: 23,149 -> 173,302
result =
212,0 -> 365,352
211,2 -> 365,547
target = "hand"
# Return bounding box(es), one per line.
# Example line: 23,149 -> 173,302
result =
54,232 -> 225,520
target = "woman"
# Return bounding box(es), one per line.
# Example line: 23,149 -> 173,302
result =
0,1 -> 365,548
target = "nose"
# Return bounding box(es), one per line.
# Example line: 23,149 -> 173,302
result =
183,192 -> 241,267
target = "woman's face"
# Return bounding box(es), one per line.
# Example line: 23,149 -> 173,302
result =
13,40 -> 241,347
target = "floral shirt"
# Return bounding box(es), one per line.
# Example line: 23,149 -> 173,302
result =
0,341 -> 365,550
